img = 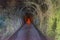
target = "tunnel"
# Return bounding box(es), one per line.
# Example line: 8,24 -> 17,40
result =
5,2 -> 47,40
0,0 -> 50,40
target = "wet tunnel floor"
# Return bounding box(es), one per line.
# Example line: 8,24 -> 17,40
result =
8,24 -> 47,40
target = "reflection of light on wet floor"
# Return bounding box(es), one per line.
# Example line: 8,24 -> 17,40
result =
15,24 -> 41,40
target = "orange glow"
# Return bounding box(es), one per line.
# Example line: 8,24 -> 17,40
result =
26,18 -> 31,25
25,16 -> 32,25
